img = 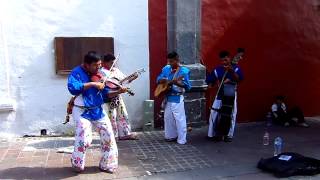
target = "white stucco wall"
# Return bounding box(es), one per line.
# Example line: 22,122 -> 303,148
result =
0,0 -> 149,137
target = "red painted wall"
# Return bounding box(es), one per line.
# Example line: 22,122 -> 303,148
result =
148,0 -> 167,127
202,0 -> 320,122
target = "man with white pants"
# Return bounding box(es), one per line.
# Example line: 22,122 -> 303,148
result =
206,49 -> 244,142
156,51 -> 191,144
67,51 -> 127,173
207,93 -> 238,140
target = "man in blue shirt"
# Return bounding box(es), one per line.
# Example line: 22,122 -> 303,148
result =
156,51 -> 191,144
206,50 -> 244,142
68,51 -> 126,173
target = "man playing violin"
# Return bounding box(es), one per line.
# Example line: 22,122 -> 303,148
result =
206,49 -> 244,142
100,53 -> 138,141
67,51 -> 127,173
156,51 -> 191,145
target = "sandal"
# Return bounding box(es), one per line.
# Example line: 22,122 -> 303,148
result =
99,168 -> 116,174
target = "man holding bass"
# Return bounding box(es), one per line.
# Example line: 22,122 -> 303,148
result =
206,49 -> 244,142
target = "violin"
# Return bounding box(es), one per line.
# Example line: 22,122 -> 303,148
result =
90,71 -> 104,82
105,77 -> 135,96
90,71 -> 135,96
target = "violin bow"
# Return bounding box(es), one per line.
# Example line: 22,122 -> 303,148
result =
97,54 -> 120,95
110,54 -> 120,71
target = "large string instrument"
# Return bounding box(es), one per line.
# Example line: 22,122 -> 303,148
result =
214,54 -> 243,137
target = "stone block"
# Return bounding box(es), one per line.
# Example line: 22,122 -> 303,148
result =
184,98 -> 206,125
184,63 -> 206,80
176,32 -> 197,64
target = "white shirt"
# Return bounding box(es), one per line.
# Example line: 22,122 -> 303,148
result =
101,67 -> 126,80
271,103 -> 287,113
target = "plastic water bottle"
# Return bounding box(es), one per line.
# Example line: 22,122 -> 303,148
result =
274,137 -> 283,156
263,132 -> 269,145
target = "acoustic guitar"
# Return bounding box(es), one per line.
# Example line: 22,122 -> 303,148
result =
154,76 -> 184,98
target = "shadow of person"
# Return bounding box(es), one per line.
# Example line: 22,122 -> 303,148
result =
0,166 -> 111,179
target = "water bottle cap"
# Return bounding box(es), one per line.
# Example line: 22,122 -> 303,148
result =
275,137 -> 282,143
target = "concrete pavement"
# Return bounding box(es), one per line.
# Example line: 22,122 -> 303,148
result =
0,118 -> 319,179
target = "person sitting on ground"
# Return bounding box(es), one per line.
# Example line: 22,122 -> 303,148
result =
271,95 -> 309,127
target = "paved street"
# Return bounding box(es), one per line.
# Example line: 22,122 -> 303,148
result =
0,118 -> 319,179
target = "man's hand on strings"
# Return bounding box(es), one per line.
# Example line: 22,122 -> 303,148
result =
223,78 -> 232,84
159,78 -> 168,84
92,82 -> 105,90
224,64 -> 234,73
118,87 -> 128,94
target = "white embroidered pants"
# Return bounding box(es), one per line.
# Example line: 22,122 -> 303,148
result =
103,96 -> 133,138
164,96 -> 187,144
71,106 -> 118,171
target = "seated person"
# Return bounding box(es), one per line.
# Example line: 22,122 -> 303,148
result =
271,95 -> 309,127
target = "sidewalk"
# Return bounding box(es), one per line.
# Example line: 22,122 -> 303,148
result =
0,118 -> 319,179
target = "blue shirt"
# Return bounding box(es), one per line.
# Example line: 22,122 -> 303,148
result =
206,65 -> 243,85
67,66 -> 109,121
157,65 -> 191,103
206,65 -> 243,99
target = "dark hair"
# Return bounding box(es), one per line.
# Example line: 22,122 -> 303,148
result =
219,50 -> 230,59
84,51 -> 101,64
167,51 -> 179,59
275,95 -> 285,101
103,53 -> 116,62
237,48 -> 245,53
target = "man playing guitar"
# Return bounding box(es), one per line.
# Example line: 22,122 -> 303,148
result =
156,51 -> 191,144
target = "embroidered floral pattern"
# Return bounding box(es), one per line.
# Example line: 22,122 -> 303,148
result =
104,96 -> 133,138
71,117 -> 118,171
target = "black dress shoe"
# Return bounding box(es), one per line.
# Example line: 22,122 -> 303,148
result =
206,136 -> 214,141
207,136 -> 223,142
223,137 -> 233,142
165,137 -> 177,142
213,136 -> 223,142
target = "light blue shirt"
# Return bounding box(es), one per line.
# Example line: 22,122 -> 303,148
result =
67,66 -> 109,121
157,65 -> 191,103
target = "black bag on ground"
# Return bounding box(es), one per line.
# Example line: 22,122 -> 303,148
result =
257,152 -> 320,177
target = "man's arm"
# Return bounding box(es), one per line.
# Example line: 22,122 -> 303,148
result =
68,72 -> 106,96
271,104 -> 278,118
224,65 -> 240,82
156,66 -> 169,84
84,82 -> 105,90
170,79 -> 184,88
206,69 -> 218,87
171,70 -> 191,90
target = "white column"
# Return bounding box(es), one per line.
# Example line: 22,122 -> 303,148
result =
0,2 -> 15,112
